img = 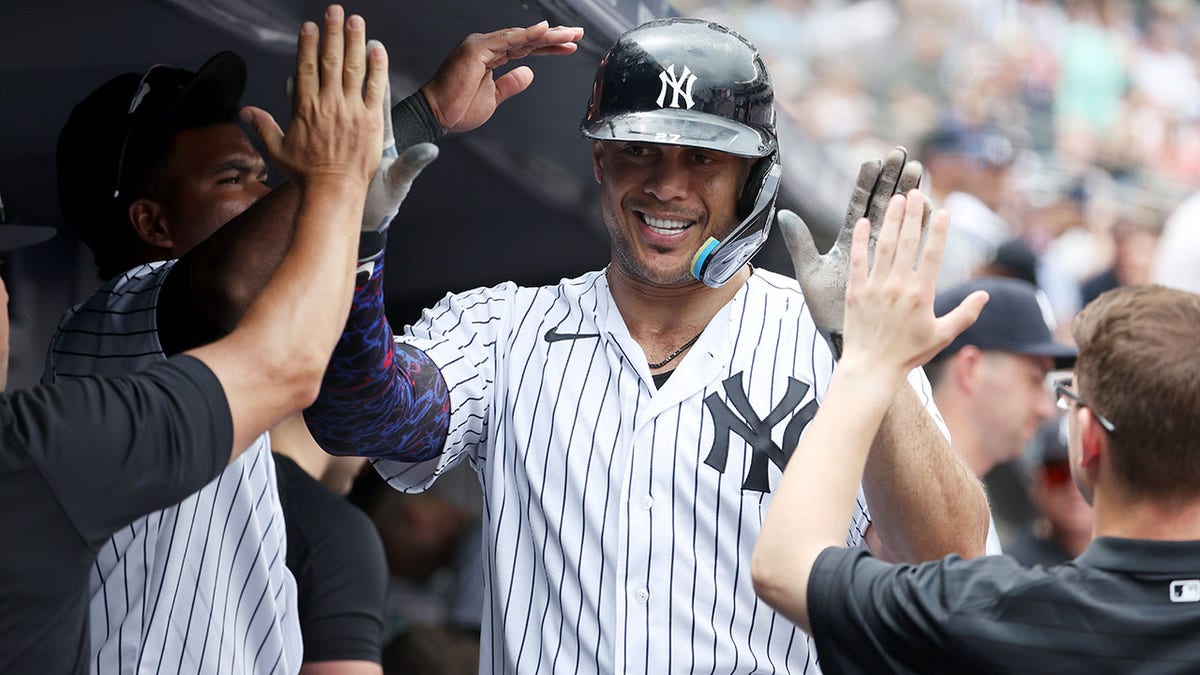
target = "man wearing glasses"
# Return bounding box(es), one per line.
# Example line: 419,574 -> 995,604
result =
752,184 -> 1200,672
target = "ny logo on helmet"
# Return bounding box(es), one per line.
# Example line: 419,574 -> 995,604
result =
657,65 -> 697,110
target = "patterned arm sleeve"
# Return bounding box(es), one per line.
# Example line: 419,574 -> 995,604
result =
304,257 -> 451,462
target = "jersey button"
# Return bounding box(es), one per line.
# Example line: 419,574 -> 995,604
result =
634,588 -> 649,603
640,496 -> 653,510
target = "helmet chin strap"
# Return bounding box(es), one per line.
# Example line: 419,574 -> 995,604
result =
689,159 -> 782,288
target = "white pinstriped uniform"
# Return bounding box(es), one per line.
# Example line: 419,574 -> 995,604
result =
43,261 -> 301,675
375,267 -> 946,674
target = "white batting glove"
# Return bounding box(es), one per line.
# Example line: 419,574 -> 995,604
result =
358,40 -> 439,265
778,146 -> 926,357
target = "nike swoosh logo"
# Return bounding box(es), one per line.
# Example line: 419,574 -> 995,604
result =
544,327 -> 601,343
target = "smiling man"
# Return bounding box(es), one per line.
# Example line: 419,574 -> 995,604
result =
303,17 -> 988,674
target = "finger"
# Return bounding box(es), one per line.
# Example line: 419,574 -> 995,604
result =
295,21 -> 319,100
938,290 -> 990,346
343,13 -> 367,97
866,146 -> 908,227
522,25 -> 584,50
364,41 -> 389,126
320,4 -> 346,89
494,66 -> 534,105
240,106 -> 284,159
777,209 -> 821,276
915,208 -> 951,291
848,217 -> 870,292
843,159 -> 881,228
528,43 -> 580,56
870,194 -> 907,282
895,188 -> 926,274
897,159 -> 923,194
385,143 -> 440,189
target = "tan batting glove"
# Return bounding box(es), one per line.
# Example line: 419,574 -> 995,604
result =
777,146 -> 927,357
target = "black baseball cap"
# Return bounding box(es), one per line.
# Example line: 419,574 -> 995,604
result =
934,277 -> 1076,369
919,123 -> 1015,168
56,52 -> 246,246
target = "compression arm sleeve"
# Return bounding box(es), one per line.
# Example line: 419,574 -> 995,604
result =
304,257 -> 450,461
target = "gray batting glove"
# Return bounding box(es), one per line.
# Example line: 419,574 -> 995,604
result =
778,146 -> 925,357
359,41 -> 439,264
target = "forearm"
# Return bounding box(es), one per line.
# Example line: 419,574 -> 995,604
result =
752,359 -> 894,632
304,257 -> 450,461
862,380 -> 989,562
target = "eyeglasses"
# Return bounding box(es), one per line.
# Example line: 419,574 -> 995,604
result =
1053,377 -> 1116,434
112,64 -> 172,201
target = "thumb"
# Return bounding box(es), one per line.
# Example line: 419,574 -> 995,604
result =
777,209 -> 822,275
240,106 -> 283,158
938,290 -> 989,345
385,143 -> 440,191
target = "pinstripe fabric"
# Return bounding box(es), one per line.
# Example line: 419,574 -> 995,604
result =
43,262 -> 301,675
373,267 -> 946,674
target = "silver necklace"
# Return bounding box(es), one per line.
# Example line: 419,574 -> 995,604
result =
648,332 -> 703,369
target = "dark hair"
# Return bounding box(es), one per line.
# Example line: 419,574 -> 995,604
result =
1072,285 -> 1200,502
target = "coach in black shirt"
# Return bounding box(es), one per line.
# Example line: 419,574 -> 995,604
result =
0,9 -> 397,672
753,193 -> 1200,673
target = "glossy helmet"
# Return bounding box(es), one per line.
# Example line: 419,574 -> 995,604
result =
581,17 -> 781,287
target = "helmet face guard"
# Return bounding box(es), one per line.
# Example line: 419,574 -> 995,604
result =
581,18 -> 781,287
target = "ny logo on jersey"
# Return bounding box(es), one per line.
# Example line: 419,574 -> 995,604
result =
703,373 -> 818,492
657,64 -> 697,109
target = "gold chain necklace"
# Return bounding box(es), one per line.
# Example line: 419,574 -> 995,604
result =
648,331 -> 703,369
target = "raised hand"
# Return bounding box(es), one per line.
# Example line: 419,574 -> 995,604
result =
241,5 -> 385,193
420,21 -> 584,133
778,147 -> 926,352
841,189 -> 987,386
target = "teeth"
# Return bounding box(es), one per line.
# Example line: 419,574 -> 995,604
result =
643,214 -> 692,233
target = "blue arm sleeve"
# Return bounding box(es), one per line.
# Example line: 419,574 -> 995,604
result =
304,256 -> 450,461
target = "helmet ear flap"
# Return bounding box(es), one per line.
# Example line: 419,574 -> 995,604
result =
692,155 -> 782,288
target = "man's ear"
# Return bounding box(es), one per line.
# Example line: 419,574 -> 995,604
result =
127,198 -> 175,249
953,346 -> 983,396
1077,407 -> 1105,471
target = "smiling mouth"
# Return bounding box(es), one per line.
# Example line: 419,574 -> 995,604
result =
637,211 -> 695,236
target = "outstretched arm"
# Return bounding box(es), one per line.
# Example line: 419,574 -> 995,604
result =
779,148 -> 989,562
753,190 -> 988,631
161,20 -> 583,350
187,4 -> 383,457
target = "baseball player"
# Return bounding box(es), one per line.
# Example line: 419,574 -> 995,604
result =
1,12 -> 384,673
753,191 -> 1200,673
304,18 -> 988,673
47,6 -> 580,672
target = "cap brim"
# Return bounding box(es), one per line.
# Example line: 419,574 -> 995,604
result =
0,223 -> 57,252
153,51 -> 246,137
582,109 -> 775,158
1013,341 -> 1077,370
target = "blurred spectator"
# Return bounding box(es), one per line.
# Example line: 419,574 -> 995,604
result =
1153,188 -> 1200,293
918,123 -> 1017,289
1007,416 -> 1094,567
1079,213 -> 1161,305
974,237 -> 1039,286
926,278 -> 1075,553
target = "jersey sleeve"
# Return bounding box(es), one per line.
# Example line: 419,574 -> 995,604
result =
371,282 -> 513,492
5,354 -> 232,545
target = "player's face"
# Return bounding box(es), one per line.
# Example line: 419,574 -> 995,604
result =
156,123 -> 270,256
593,141 -> 751,287
974,352 -> 1057,474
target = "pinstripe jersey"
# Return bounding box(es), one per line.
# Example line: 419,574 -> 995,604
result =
43,261 -> 302,675
373,266 -> 946,674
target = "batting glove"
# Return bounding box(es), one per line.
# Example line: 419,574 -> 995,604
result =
778,146 -> 928,357
359,40 -> 439,267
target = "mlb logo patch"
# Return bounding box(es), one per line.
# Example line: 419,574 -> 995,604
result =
1169,579 -> 1200,603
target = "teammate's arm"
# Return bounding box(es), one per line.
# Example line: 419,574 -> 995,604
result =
753,192 -> 986,630
156,22 -> 582,354
780,150 -> 989,562
187,4 -> 383,456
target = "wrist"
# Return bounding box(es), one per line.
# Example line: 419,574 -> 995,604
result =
830,357 -> 905,414
300,173 -> 370,200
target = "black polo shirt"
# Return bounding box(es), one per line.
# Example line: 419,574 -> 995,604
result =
0,355 -> 231,674
809,537 -> 1200,674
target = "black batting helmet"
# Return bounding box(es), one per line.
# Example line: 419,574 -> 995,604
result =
581,18 -> 781,287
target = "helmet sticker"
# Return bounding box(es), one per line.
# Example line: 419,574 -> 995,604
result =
656,65 -> 697,110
